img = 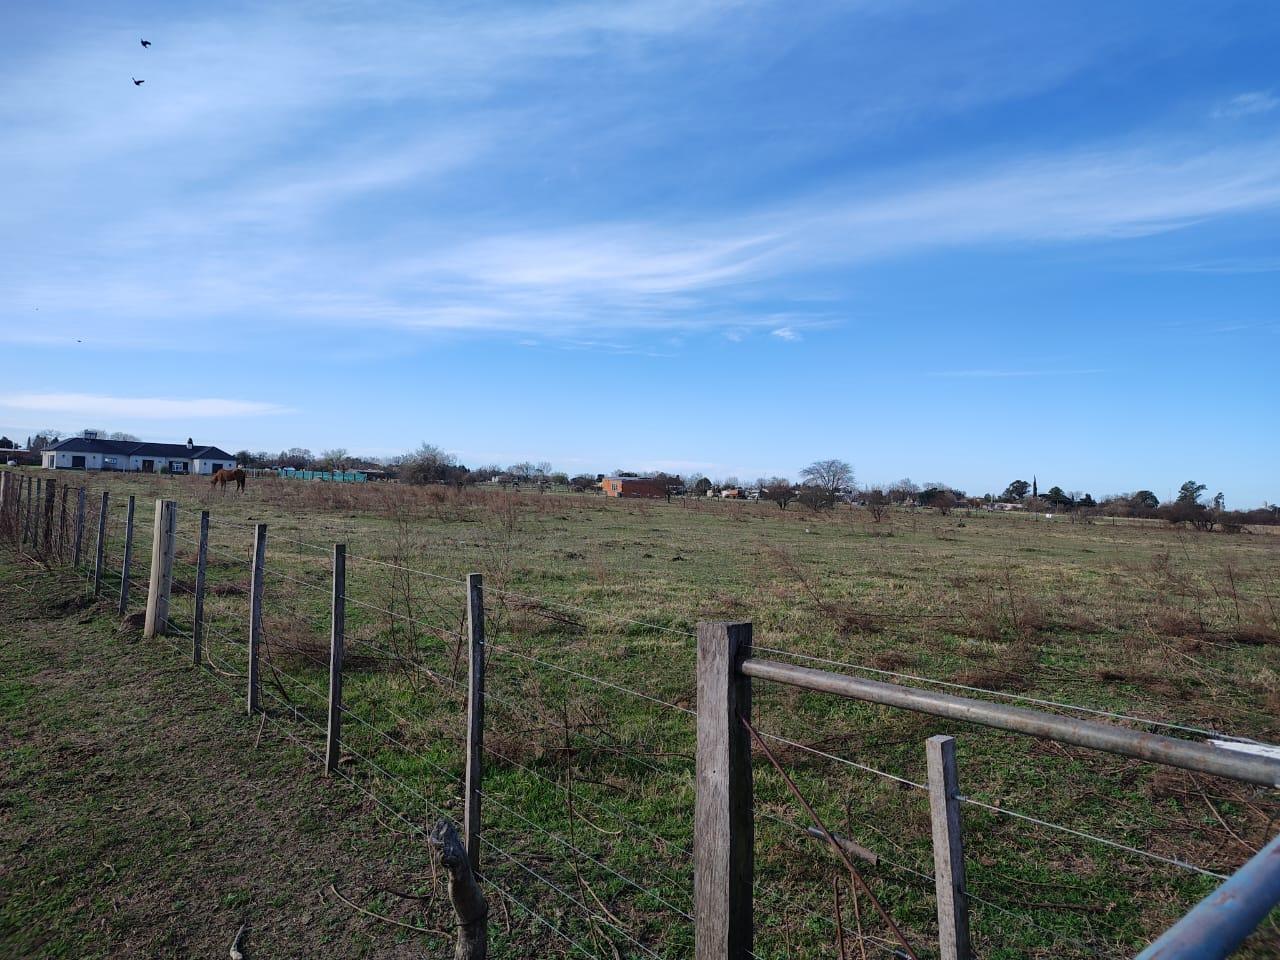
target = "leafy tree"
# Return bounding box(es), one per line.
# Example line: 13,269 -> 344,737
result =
1002,479 -> 1031,501
0,436 -> 14,450
1131,490 -> 1159,510
278,447 -> 313,469
1045,486 -> 1074,508
569,474 -> 598,492
1177,481 -> 1207,504
1212,492 -> 1225,512
692,477 -> 713,497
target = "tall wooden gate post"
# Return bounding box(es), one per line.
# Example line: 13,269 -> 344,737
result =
144,499 -> 177,638
118,495 -> 136,615
695,621 -> 754,960
247,523 -> 267,715
92,490 -> 109,595
927,735 -> 972,960
192,511 -> 209,666
325,544 -> 346,774
73,487 -> 87,566
464,572 -> 486,873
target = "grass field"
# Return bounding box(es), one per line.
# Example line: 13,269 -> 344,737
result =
4,468 -> 1279,959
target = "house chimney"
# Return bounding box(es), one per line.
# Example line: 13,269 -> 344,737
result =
186,437 -> 194,450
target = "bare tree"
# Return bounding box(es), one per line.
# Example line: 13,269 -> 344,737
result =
799,458 -> 853,510
762,477 -> 797,510
863,487 -> 890,522
320,447 -> 350,471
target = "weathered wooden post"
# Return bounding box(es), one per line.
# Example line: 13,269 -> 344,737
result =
695,621 -> 754,960
32,478 -> 43,549
0,472 -> 11,542
41,478 -> 56,554
927,735 -> 971,960
21,477 -> 33,546
192,510 -> 209,666
144,499 -> 177,638
325,543 -> 346,774
73,487 -> 87,566
464,572 -> 486,872
247,523 -> 267,715
58,485 -> 68,561
118,495 -> 136,615
93,490 -> 109,596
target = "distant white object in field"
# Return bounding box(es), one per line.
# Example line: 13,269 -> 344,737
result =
1046,513 -> 1053,519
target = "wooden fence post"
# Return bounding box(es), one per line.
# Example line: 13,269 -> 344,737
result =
247,523 -> 267,715
93,490 -> 109,596
325,543 -> 346,774
464,572 -> 486,873
927,735 -> 972,960
695,621 -> 754,960
118,495 -> 136,615
144,499 -> 176,638
192,511 -> 209,666
58,485 -> 68,561
0,473 -> 10,541
73,487 -> 86,566
22,477 -> 33,546
32,478 -> 43,550
42,478 -> 56,554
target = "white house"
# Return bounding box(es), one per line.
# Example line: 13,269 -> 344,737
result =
41,434 -> 237,475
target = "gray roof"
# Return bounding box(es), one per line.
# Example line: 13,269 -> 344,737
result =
47,437 -> 234,460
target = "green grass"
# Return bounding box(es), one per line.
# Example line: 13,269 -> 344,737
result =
4,468 -> 1279,958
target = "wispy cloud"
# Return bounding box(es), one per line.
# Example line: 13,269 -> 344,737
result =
770,326 -> 800,341
927,369 -> 1107,378
1213,91 -> 1278,119
0,394 -> 291,418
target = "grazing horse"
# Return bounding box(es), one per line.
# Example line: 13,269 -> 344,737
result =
211,467 -> 247,492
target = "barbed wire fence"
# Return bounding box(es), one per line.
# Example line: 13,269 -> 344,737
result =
1,471 -> 1277,959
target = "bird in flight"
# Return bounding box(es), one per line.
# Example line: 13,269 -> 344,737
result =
132,77 -> 144,86
140,39 -> 152,48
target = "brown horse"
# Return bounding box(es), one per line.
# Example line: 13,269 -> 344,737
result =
211,467 -> 246,492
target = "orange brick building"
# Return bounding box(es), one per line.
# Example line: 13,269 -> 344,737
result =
600,476 -> 669,498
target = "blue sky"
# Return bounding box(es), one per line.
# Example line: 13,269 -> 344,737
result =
1,1 -> 1277,504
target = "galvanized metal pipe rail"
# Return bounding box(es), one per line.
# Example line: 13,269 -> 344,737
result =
740,658 -> 1280,787
1134,833 -> 1280,960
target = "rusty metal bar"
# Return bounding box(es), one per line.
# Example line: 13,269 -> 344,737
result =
739,659 -> 1280,787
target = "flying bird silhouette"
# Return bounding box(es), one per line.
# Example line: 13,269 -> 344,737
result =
132,77 -> 144,85
140,39 -> 152,48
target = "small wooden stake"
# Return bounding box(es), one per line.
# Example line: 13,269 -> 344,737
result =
192,511 -> 209,666
247,523 -> 267,715
927,735 -> 971,960
464,572 -> 486,873
695,621 -> 754,960
119,495 -> 136,615
144,499 -> 177,638
325,543 -> 346,774
93,490 -> 109,596
32,478 -> 42,548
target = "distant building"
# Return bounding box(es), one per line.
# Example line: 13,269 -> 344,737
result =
600,476 -> 669,499
41,434 -> 236,475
